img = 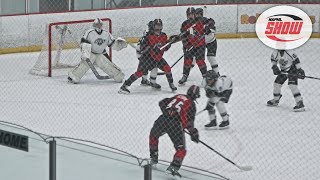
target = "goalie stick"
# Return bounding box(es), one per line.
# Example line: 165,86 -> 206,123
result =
184,130 -> 253,171
85,59 -> 110,80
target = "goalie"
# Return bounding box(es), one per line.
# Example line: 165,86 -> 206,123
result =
68,18 -> 127,84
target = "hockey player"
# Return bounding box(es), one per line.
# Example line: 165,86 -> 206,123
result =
136,21 -> 160,88
204,70 -> 233,129
68,18 -> 127,84
178,7 -> 208,86
267,49 -> 305,112
119,19 -> 177,94
196,8 -> 220,75
149,85 -> 200,177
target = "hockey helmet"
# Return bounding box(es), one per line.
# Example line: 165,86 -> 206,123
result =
187,85 -> 200,100
186,7 -> 195,15
206,70 -> 219,80
153,19 -> 163,32
147,20 -> 154,33
195,8 -> 204,16
93,18 -> 103,33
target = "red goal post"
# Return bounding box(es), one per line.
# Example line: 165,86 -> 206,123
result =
30,18 -> 112,77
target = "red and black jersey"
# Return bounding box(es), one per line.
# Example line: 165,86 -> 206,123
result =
180,19 -> 195,49
190,17 -> 206,48
140,32 -> 168,62
159,94 -> 196,129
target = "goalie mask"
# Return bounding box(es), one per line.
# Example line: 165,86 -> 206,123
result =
187,85 -> 200,101
93,18 -> 103,33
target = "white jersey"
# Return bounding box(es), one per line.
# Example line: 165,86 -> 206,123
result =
207,75 -> 233,94
81,29 -> 115,54
205,31 -> 216,44
271,50 -> 300,71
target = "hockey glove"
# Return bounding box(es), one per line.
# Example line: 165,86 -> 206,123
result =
169,35 -> 179,43
154,45 -> 161,55
297,68 -> 305,79
188,128 -> 199,143
272,65 -> 281,75
204,25 -> 211,35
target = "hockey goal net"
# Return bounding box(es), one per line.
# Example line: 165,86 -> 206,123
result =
30,18 -> 112,77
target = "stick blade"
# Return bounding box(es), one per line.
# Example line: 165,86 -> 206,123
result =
239,165 -> 253,171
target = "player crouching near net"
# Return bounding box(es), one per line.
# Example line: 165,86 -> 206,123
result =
149,85 -> 200,177
204,70 -> 233,129
119,19 -> 177,94
68,18 -> 127,84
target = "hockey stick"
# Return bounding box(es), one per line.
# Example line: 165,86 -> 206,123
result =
157,35 -> 205,76
160,24 -> 197,51
184,130 -> 253,171
85,59 -> 110,80
282,73 -> 320,80
196,109 -> 207,116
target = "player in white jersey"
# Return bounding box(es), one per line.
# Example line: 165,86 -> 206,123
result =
267,49 -> 305,111
204,70 -> 233,129
68,18 -> 127,84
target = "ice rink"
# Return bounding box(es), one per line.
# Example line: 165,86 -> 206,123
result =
1,38 -> 320,180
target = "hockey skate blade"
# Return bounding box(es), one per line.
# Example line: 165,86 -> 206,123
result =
266,103 -> 279,107
294,108 -> 305,112
204,126 -> 218,130
218,126 -> 230,130
178,83 -> 186,87
118,90 -> 129,94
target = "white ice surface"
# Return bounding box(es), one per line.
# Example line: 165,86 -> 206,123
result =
1,38 -> 320,180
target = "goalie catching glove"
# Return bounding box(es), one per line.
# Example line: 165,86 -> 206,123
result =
112,37 -> 128,51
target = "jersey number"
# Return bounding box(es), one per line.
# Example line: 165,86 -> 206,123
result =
166,99 -> 184,113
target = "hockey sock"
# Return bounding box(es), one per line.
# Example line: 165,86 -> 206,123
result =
289,84 -> 303,103
273,83 -> 282,100
207,56 -> 219,73
216,101 -> 228,121
166,73 -> 174,84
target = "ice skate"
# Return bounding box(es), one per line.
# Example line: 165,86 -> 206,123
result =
219,120 -> 229,129
267,95 -> 282,106
67,76 -> 78,84
150,151 -> 158,165
293,101 -> 305,112
166,165 -> 181,178
178,74 -> 188,85
141,79 -> 151,86
150,82 -> 161,89
118,85 -> 130,94
204,120 -> 218,130
169,83 -> 177,91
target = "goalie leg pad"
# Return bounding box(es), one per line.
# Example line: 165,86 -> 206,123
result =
95,55 -> 124,83
68,55 -> 95,83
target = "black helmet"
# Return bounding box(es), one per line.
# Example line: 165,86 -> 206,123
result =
153,19 -> 163,31
195,8 -> 203,16
187,85 -> 200,100
206,70 -> 219,80
186,7 -> 195,15
147,20 -> 154,32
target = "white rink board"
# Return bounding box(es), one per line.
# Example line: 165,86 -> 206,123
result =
237,4 -> 320,33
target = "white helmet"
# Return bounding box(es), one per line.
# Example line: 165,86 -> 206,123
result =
93,18 -> 103,33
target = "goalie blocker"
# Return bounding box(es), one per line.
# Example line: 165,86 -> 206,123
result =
68,18 -> 127,84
